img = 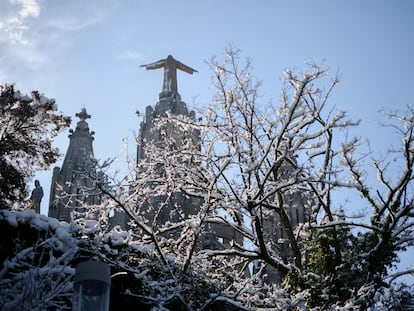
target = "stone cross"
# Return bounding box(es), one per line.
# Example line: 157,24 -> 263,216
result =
140,55 -> 197,94
76,108 -> 91,122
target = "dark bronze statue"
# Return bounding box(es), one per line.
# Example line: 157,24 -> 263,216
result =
140,55 -> 197,93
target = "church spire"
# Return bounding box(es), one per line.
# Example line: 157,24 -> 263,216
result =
63,108 -> 95,171
48,108 -> 99,223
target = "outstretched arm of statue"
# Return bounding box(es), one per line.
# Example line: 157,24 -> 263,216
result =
176,60 -> 198,75
140,59 -> 167,70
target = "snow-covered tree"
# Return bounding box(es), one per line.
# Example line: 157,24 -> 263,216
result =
0,210 -> 77,310
98,48 -> 414,309
0,84 -> 70,209
4,49 -> 414,310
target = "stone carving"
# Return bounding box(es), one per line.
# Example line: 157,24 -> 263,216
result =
140,55 -> 197,93
76,107 -> 91,122
30,180 -> 43,213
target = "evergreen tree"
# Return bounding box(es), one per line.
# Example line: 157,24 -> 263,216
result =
0,84 -> 70,209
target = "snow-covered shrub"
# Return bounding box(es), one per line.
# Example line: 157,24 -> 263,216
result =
0,210 -> 77,310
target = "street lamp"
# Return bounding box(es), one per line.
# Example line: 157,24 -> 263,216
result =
73,261 -> 111,311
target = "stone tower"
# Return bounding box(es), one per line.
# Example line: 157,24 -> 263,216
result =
138,55 -> 243,249
48,108 -> 100,222
137,55 -> 201,228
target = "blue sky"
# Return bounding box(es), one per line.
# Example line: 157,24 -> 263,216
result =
1,0 -> 413,278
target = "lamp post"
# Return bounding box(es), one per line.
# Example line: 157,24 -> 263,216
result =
73,261 -> 111,311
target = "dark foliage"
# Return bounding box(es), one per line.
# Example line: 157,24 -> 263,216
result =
0,84 -> 70,208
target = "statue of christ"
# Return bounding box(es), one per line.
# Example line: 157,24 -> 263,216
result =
140,55 -> 198,93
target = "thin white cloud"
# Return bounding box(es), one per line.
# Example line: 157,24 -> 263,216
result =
4,16 -> 29,44
11,0 -> 40,19
117,50 -> 143,61
47,11 -> 106,32
0,0 -> 115,82
0,0 -> 40,44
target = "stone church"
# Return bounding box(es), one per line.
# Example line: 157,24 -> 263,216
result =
47,55 -> 306,280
